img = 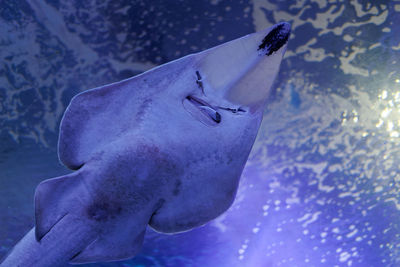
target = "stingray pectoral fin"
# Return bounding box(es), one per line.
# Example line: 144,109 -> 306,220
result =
34,170 -> 86,241
58,54 -> 191,171
58,80 -> 128,170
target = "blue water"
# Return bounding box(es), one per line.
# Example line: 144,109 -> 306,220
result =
1,1 -> 400,266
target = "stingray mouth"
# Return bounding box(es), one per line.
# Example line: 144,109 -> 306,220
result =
183,95 -> 221,126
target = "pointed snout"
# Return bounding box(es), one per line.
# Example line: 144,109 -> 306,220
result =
197,22 -> 291,112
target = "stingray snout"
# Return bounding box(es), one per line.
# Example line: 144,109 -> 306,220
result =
197,22 -> 291,112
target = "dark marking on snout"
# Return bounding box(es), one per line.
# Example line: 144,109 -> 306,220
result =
258,22 -> 291,56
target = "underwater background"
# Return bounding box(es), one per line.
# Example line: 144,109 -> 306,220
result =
1,0 -> 400,266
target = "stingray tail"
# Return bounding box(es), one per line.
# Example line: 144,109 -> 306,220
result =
0,213 -> 95,267
1,168 -> 149,266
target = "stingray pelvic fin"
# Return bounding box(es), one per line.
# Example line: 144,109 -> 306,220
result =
34,171 -> 84,241
69,230 -> 145,264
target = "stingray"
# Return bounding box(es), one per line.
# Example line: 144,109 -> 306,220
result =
1,22 -> 290,266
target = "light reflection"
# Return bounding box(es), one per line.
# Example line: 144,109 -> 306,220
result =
376,119 -> 383,128
341,109 -> 359,124
395,92 -> 400,102
381,90 -> 388,99
374,88 -> 400,138
387,121 -> 394,131
381,107 -> 391,118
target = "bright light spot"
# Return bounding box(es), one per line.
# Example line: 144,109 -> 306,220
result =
391,131 -> 399,138
381,107 -> 391,118
381,90 -> 388,99
375,185 -> 383,192
387,121 -> 394,131
395,92 -> 400,102
339,251 -> 351,262
376,119 -> 384,128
